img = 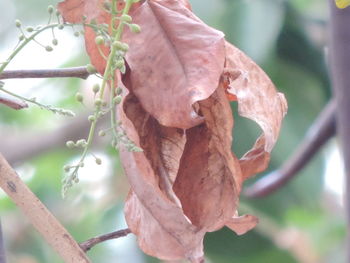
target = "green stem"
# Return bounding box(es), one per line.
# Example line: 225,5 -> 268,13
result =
0,24 -> 60,73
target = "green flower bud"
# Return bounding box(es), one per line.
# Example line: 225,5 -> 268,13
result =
88,115 -> 96,122
26,26 -> 34,32
52,38 -> 58,46
66,140 -> 75,148
115,59 -> 124,69
94,98 -> 103,107
58,24 -> 64,30
74,31 -> 80,37
98,130 -> 106,137
19,35 -> 25,41
75,92 -> 84,103
86,64 -> 97,74
102,101 -> 108,107
79,162 -> 84,168
95,158 -> 102,165
120,14 -> 132,23
121,43 -> 129,52
47,5 -> 54,14
95,36 -> 104,45
45,46 -> 53,52
76,139 -> 87,147
113,95 -> 122,104
129,23 -> 141,33
63,165 -> 71,173
116,87 -> 122,95
55,10 -> 61,16
92,83 -> 100,93
15,19 -> 21,28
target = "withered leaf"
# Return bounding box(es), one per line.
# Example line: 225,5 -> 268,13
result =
58,0 -> 287,262
224,41 -> 287,179
122,0 -> 226,129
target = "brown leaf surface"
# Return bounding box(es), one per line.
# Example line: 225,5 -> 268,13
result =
122,0 -> 226,129
58,0 -> 141,74
58,0 -> 287,261
224,41 -> 287,179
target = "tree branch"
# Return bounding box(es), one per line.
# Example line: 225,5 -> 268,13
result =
244,99 -> 336,198
0,154 -> 90,263
0,219 -> 6,263
0,67 -> 91,80
328,2 -> 350,261
0,96 -> 28,110
80,228 -> 132,252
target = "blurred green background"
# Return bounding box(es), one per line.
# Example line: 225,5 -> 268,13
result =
0,0 -> 345,262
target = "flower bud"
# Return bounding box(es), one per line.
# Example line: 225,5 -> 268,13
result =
95,36 -> 104,45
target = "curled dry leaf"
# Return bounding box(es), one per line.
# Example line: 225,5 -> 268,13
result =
58,0 -> 287,262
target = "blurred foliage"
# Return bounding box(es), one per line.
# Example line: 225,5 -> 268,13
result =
0,0 -> 345,263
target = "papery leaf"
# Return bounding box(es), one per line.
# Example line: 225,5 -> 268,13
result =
224,41 -> 287,179
122,0 -> 226,129
118,81 -> 205,262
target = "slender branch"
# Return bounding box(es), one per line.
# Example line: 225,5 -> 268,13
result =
328,2 -> 350,262
244,99 -> 336,198
0,96 -> 28,110
80,228 -> 132,252
0,219 -> 6,263
0,67 -> 91,80
0,154 -> 90,263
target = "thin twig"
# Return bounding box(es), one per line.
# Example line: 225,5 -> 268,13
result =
0,154 -> 90,263
80,228 -> 132,252
245,99 -> 336,198
0,219 -> 6,263
0,67 -> 91,80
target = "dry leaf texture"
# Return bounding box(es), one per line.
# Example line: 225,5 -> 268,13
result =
58,0 -> 287,261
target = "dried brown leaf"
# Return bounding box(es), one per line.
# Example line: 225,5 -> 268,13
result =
224,41 -> 287,179
122,0 -> 226,129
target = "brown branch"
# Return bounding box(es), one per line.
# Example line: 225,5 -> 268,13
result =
80,228 -> 132,252
328,2 -> 350,261
0,67 -> 91,80
0,153 -> 91,263
0,113 -> 107,165
0,219 -> 6,263
244,99 -> 336,198
0,96 -> 28,110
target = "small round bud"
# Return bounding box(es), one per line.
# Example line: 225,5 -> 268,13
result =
52,38 -> 58,46
63,165 -> 71,172
75,92 -> 84,103
76,139 -> 87,147
116,87 -> 122,95
102,101 -> 108,107
112,41 -> 124,50
92,84 -> 100,93
19,35 -> 25,41
26,26 -> 34,32
86,64 -> 97,74
95,158 -> 102,165
115,59 -> 124,69
47,5 -> 54,14
15,20 -> 22,28
58,24 -> 64,30
55,10 -> 60,16
95,36 -> 104,45
121,43 -> 129,52
98,130 -> 106,137
74,31 -> 80,37
79,162 -> 84,168
120,14 -> 132,23
66,140 -> 75,148
113,95 -> 122,104
45,46 -> 53,52
88,115 -> 96,122
94,98 -> 103,107
129,23 -> 141,33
